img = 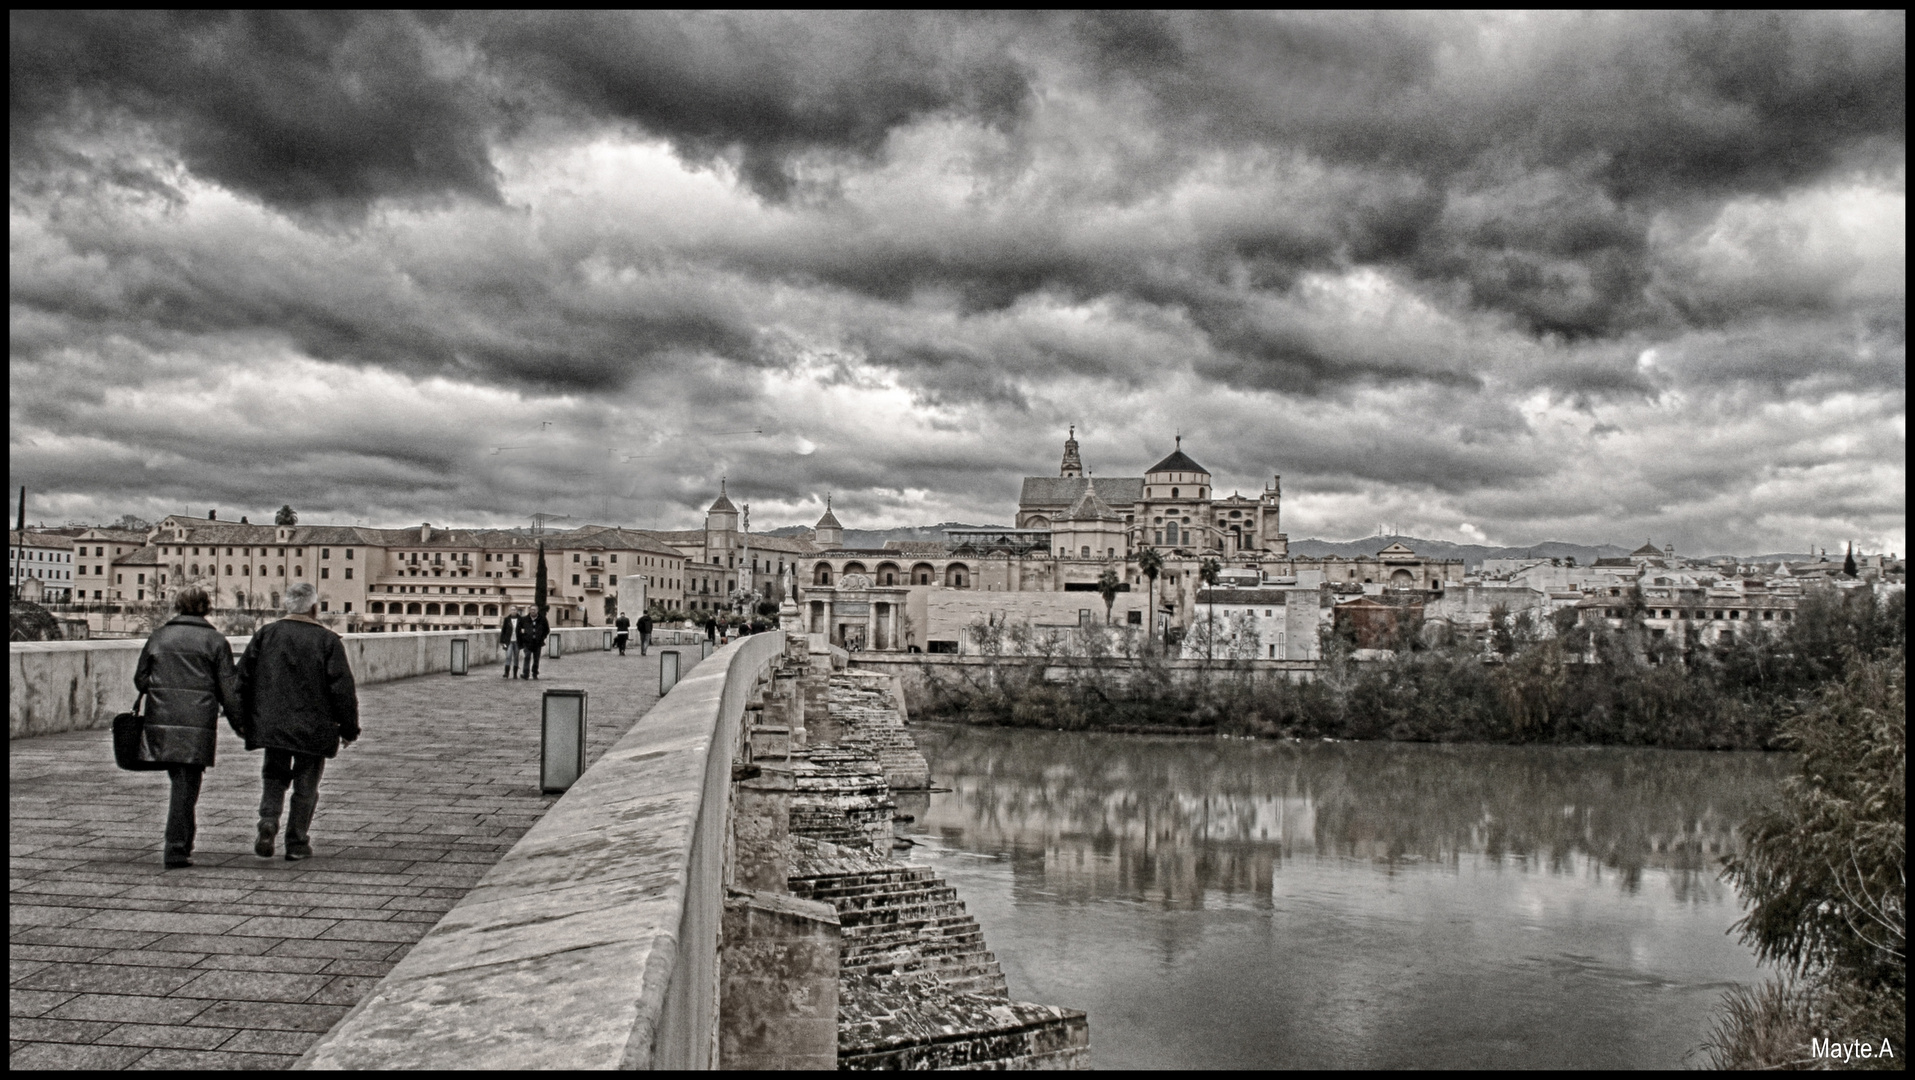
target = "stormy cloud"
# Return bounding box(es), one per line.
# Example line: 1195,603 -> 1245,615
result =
8,11 -> 1905,555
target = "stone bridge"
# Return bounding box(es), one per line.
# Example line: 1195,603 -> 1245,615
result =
9,626 -> 1087,1069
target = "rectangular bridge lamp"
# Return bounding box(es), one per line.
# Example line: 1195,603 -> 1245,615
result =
603,628 -> 614,651
547,634 -> 562,660
659,650 -> 680,696
449,636 -> 469,675
540,689 -> 587,793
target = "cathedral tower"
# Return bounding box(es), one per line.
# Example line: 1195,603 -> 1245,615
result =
1059,426 -> 1083,478
813,496 -> 844,550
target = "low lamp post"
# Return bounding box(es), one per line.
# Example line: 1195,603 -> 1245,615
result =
449,637 -> 469,676
659,650 -> 680,696
547,633 -> 562,660
540,689 -> 587,794
602,628 -> 613,651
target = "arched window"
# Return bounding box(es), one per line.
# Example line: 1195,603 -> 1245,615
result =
370,601 -> 385,613
876,562 -> 899,586
1166,522 -> 1179,544
406,602 -> 423,615
813,563 -> 833,586
945,564 -> 969,588
842,561 -> 868,577
483,604 -> 498,616
911,563 -> 935,585
425,603 -> 441,615
1081,546 -> 1091,558
463,603 -> 479,616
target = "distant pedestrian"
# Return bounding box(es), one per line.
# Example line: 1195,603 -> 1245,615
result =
636,611 -> 653,656
705,617 -> 717,644
517,605 -> 551,679
613,612 -> 630,656
499,606 -> 523,678
134,587 -> 243,869
237,583 -> 359,861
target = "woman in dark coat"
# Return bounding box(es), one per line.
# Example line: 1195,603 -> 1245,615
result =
133,587 -> 242,868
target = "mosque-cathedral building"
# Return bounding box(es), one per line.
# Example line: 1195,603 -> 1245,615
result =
793,430 -> 1463,652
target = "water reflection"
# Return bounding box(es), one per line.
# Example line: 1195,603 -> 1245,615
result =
902,726 -> 1793,1070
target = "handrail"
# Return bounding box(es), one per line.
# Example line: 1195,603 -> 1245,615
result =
297,631 -> 782,1070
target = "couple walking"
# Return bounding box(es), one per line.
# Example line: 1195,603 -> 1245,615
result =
497,604 -> 550,678
135,583 -> 358,869
611,611 -> 653,656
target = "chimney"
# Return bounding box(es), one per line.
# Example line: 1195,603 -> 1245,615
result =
208,509 -> 217,520
420,523 -> 432,543
240,516 -> 248,524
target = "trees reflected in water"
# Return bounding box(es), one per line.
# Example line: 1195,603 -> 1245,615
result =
910,725 -> 1792,907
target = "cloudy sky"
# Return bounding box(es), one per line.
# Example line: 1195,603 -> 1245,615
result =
9,11 -> 1905,554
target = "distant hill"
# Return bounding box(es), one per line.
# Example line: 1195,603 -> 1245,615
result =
1286,534 -> 1634,569
758,523 -> 1830,567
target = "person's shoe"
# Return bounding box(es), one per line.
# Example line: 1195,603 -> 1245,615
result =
254,820 -> 277,858
164,854 -> 193,868
285,842 -> 313,862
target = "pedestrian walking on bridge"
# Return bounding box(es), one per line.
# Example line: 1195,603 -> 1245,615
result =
517,605 -> 550,679
499,606 -> 523,678
133,586 -> 243,869
237,582 -> 359,861
637,611 -> 653,655
613,612 -> 630,656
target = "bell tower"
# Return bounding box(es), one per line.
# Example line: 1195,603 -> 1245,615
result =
1059,426 -> 1083,478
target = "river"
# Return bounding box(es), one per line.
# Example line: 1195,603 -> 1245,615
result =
896,725 -> 1793,1070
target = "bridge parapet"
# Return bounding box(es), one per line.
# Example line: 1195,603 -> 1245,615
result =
297,631 -> 789,1070
9,626 -> 642,740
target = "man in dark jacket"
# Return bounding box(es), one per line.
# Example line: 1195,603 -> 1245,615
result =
613,612 -> 630,656
237,582 -> 359,861
516,605 -> 551,679
636,611 -> 653,656
499,606 -> 523,678
134,587 -> 243,868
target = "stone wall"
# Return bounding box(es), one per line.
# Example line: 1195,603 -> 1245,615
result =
844,652 -> 1319,720
9,626 -> 617,740
297,632 -> 784,1070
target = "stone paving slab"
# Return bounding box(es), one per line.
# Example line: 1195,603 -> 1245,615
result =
10,646 -> 690,1070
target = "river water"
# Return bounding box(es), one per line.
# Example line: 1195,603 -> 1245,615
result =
896,725 -> 1793,1070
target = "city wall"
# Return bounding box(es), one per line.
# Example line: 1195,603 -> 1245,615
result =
8,626 -> 701,740
297,632 -> 789,1070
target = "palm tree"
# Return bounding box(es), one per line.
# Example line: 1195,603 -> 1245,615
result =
1137,547 -> 1164,650
1198,557 -> 1222,661
1095,568 -> 1122,624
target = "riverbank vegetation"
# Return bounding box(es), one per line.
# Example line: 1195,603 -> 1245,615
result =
918,589 -> 1903,752
1701,653 -> 1904,1068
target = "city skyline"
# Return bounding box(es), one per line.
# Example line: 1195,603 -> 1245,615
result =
9,12 -> 1906,555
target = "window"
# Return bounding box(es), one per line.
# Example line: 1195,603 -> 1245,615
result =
573,554 -> 580,563
572,574 -> 580,585
320,601 -> 329,612
321,567 -> 330,579
343,602 -> 352,613
1128,610 -> 1142,625
344,568 -> 352,580
295,566 -> 303,577
346,549 -> 354,559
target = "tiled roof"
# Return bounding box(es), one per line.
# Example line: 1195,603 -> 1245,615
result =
1146,449 -> 1208,475
1018,476 -> 1144,509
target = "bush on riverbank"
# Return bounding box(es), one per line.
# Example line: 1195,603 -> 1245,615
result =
917,589 -> 1903,751
1702,652 -> 1905,1068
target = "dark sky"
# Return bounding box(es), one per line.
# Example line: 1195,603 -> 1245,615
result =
8,11 -> 1905,553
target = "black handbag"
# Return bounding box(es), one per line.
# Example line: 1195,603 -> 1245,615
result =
112,694 -> 166,772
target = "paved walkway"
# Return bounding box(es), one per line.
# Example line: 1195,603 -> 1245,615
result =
10,644 -> 699,1069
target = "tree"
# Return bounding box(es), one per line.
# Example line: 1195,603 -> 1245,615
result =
1137,548 -> 1164,651
1198,557 -> 1222,661
1095,569 -> 1122,625
1844,542 -> 1858,578
275,505 -> 297,526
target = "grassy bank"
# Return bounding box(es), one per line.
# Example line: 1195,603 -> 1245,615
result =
917,590 -> 1903,751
